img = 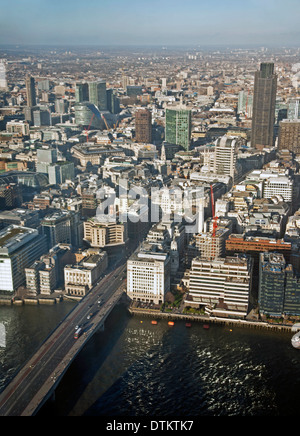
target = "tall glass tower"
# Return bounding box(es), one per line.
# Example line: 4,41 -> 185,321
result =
75,82 -> 89,103
0,59 -> 7,89
251,63 -> 277,150
88,81 -> 107,111
165,106 -> 191,151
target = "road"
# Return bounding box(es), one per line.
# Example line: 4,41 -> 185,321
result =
0,261 -> 127,416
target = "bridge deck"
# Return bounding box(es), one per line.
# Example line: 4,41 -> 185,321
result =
0,263 -> 127,416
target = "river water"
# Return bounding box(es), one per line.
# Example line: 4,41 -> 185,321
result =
1,302 -> 300,416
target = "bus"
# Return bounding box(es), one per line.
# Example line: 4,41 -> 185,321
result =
74,328 -> 82,339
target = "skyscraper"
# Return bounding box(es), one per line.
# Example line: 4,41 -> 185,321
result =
165,104 -> 191,151
0,59 -> 8,89
214,135 -> 243,183
88,81 -> 107,111
74,102 -> 102,129
75,82 -> 89,103
25,75 -> 37,107
135,109 -> 152,143
251,63 -> 277,150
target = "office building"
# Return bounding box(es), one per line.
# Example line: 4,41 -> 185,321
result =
25,261 -> 56,296
74,102 -> 102,129
214,135 -> 243,183
251,63 -> 277,150
25,75 -> 37,107
36,147 -> 74,185
226,234 -> 291,265
106,88 -> 120,114
0,184 -> 22,210
75,82 -> 89,103
259,252 -> 286,317
186,227 -> 231,267
64,251 -> 108,297
165,106 -> 191,151
262,176 -> 293,203
135,109 -> 152,143
126,85 -> 143,97
237,90 -> 253,117
259,252 -> 300,317
47,162 -> 75,185
0,226 -> 47,293
287,99 -> 300,120
88,81 -> 107,111
0,59 -> 8,89
83,217 -> 128,249
278,119 -> 300,154
41,210 -> 83,249
127,244 -> 171,305
37,148 -> 58,166
188,255 -> 253,318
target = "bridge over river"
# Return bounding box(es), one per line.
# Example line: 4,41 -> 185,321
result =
0,262 -> 127,416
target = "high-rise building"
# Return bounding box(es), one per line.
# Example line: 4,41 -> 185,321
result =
278,119 -> 300,154
41,211 -> 83,249
258,252 -> 288,317
238,90 -> 253,117
75,82 -> 89,103
74,102 -> 102,129
25,75 -> 37,107
188,255 -> 253,318
165,105 -> 191,151
106,88 -> 120,114
127,243 -> 171,305
88,81 -> 107,111
135,109 -> 152,143
0,226 -> 47,293
0,59 -> 8,89
251,63 -> 277,150
0,184 -> 23,210
213,135 -> 243,183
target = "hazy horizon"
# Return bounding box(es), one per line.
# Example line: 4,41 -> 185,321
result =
0,0 -> 299,47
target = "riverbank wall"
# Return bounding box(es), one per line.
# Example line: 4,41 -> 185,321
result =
128,307 -> 293,332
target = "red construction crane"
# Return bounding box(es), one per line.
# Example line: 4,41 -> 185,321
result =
245,89 -> 249,120
85,113 -> 95,142
210,184 -> 218,238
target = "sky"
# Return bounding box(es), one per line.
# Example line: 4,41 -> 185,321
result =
0,0 -> 300,47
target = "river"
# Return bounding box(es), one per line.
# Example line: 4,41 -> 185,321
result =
1,302 -> 300,416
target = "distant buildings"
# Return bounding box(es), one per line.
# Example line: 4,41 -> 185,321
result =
0,59 -> 8,90
251,63 -> 277,150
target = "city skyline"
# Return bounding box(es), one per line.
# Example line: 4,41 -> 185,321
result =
0,0 -> 300,47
